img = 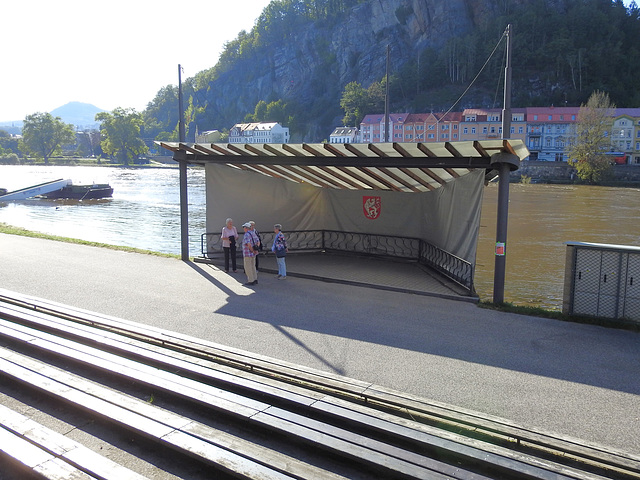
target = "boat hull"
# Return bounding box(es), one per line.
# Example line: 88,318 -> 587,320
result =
43,184 -> 113,200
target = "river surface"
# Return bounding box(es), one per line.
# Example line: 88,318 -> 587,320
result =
2,165 -> 640,308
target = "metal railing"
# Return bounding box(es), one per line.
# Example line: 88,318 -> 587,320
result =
201,230 -> 474,292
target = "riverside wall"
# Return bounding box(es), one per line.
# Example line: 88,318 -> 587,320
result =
510,161 -> 640,185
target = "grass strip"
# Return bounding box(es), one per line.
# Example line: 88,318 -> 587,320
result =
479,301 -> 640,331
0,222 -> 180,259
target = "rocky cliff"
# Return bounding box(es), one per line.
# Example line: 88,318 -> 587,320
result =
197,0 -> 533,140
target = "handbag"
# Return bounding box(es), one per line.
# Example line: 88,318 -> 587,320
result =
275,247 -> 287,258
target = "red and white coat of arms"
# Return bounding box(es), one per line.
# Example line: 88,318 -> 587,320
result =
362,196 -> 381,220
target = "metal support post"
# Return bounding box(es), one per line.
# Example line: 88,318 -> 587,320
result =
493,162 -> 511,303
178,64 -> 189,261
493,24 -> 513,303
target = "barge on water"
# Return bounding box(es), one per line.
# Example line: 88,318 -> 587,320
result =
42,183 -> 114,199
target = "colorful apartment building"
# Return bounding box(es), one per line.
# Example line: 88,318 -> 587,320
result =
351,107 -> 640,164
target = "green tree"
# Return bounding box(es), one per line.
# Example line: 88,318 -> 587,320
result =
565,91 -> 615,184
96,107 -> 148,166
20,112 -> 75,164
340,81 -> 369,126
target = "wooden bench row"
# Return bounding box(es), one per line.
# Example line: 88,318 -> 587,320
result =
3,287 -> 639,477
0,312 -> 482,479
1,288 -> 638,479
0,346 -> 348,480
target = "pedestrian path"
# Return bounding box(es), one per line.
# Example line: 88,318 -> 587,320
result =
195,251 -> 477,301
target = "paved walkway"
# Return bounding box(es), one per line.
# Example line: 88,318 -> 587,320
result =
1,233 -> 639,457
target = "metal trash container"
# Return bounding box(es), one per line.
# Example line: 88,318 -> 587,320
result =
563,241 -> 640,323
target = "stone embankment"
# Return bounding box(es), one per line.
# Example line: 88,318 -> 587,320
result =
511,161 -> 640,185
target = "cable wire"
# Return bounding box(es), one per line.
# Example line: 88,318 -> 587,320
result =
440,28 -> 508,118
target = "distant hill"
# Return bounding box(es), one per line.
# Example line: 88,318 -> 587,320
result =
50,102 -> 105,129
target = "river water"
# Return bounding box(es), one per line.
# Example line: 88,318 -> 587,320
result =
2,165 -> 640,309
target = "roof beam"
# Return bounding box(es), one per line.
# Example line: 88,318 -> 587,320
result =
172,151 -> 494,169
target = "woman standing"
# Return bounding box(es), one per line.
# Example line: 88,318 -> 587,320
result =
221,218 -> 237,273
271,223 -> 288,280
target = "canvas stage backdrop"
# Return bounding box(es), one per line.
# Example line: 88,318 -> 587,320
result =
205,163 -> 485,263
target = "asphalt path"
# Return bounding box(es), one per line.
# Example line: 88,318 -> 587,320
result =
1,233 -> 639,456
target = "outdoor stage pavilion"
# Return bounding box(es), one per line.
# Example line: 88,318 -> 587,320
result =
158,140 -> 529,299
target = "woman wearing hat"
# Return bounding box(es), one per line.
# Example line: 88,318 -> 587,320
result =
241,222 -> 259,285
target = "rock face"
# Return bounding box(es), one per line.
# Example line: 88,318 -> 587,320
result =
199,0 -> 535,140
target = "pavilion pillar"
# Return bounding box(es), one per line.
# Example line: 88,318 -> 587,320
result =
491,152 -> 519,304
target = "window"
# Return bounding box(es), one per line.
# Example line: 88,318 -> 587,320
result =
453,133 -> 458,139
518,127 -> 523,134
572,115 -> 576,120
463,127 -> 468,134
482,127 -> 488,134
427,133 -> 434,139
534,115 -> 538,120
490,127 -> 495,133
510,127 -> 515,134
471,127 -> 476,134
453,125 -> 458,130
548,115 -> 553,120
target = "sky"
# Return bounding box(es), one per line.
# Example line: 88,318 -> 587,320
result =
0,0 -> 273,122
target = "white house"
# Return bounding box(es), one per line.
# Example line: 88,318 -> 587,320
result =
329,127 -> 358,144
228,122 -> 290,144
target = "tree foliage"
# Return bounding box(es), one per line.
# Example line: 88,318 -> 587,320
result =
565,91 -> 615,184
96,108 -> 147,166
20,112 -> 75,164
340,81 -> 385,126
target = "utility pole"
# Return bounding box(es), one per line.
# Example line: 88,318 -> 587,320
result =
384,45 -> 390,143
493,24 -> 513,304
178,64 -> 189,261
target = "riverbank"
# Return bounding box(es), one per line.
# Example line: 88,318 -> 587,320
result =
512,160 -> 640,186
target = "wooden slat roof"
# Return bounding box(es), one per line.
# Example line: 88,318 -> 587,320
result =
157,140 -> 529,193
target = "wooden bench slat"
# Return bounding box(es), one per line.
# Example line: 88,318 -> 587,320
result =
0,425 -> 96,480
252,410 -> 455,480
0,404 -> 149,480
